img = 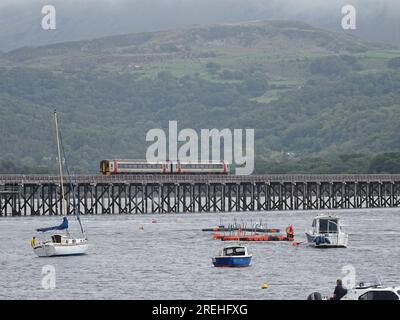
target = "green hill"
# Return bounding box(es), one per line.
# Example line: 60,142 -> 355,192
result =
1,20 -> 400,174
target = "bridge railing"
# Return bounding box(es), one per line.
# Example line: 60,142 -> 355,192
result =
0,185 -> 21,194
1,174 -> 400,184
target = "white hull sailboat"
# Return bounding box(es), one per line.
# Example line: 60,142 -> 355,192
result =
33,235 -> 88,257
32,111 -> 88,257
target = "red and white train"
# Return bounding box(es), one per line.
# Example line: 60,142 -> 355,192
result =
100,160 -> 230,175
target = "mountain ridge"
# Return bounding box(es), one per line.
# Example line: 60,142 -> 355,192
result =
1,20 -> 391,72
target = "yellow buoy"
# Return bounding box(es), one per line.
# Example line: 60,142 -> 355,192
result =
260,283 -> 269,289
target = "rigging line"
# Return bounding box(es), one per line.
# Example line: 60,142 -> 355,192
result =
54,111 -> 65,217
57,112 -> 85,235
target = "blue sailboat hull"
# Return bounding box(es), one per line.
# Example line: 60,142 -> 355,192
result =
212,256 -> 252,267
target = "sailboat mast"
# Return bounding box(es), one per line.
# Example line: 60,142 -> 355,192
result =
54,111 -> 66,215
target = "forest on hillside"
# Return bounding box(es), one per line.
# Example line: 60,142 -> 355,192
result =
1,22 -> 400,174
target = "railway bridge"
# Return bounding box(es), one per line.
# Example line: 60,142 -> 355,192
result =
1,174 -> 400,216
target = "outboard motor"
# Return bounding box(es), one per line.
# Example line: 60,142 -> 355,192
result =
307,292 -> 323,300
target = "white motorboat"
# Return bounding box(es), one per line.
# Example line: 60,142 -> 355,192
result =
31,111 -> 88,257
305,215 -> 348,248
342,279 -> 400,300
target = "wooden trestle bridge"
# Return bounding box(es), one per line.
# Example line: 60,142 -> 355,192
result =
1,174 -> 400,216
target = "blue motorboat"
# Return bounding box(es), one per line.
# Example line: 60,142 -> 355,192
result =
212,245 -> 252,267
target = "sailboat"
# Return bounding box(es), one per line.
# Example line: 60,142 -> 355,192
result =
31,111 -> 88,257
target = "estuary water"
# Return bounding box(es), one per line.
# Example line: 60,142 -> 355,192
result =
0,208 -> 399,300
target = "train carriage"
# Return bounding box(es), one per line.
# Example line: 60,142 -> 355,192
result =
100,160 -> 167,175
100,160 -> 229,175
176,161 -> 228,174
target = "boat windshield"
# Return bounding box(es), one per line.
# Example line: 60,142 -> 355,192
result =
356,277 -> 382,289
224,247 -> 246,256
319,219 -> 338,233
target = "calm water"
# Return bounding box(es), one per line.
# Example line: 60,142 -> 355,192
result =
0,209 -> 399,300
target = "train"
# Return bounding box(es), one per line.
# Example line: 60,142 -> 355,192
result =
100,160 -> 230,175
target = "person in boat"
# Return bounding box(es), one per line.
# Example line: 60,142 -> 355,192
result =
331,279 -> 348,300
30,237 -> 36,248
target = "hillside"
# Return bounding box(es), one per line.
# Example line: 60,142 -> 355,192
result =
1,20 -> 400,173
0,20 -> 385,71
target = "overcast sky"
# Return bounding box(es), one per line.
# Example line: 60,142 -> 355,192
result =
0,0 -> 399,51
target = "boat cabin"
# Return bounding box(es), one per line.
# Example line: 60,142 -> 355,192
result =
51,234 -> 63,243
346,279 -> 400,300
312,216 -> 341,234
222,246 -> 248,256
48,234 -> 86,245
